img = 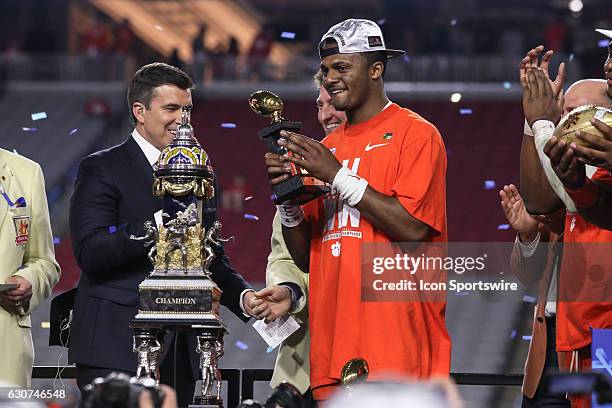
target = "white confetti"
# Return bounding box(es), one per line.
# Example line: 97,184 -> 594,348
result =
31,112 -> 47,121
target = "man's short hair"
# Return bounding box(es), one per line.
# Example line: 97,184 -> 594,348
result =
127,62 -> 195,125
313,70 -> 324,88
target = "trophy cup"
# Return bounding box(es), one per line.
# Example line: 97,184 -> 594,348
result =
130,107 -> 228,408
249,90 -> 330,204
341,358 -> 369,388
554,105 -> 612,146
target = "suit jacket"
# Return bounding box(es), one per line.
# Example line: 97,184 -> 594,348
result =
68,137 -> 250,377
511,225 -> 563,398
266,212 -> 310,393
0,148 -> 60,386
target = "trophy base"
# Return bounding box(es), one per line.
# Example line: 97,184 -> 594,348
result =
191,396 -> 223,408
273,174 -> 330,205
135,275 -> 221,322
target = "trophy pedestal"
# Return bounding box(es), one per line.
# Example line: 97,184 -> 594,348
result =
258,121 -> 330,205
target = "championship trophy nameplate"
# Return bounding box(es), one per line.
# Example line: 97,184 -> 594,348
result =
130,107 -> 228,408
554,105 -> 612,147
249,90 -> 330,204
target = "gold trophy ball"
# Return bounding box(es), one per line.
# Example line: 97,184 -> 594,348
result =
340,358 -> 369,386
554,105 -> 612,147
248,90 -> 286,123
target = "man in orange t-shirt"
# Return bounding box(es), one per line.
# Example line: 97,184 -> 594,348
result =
264,18 -> 450,401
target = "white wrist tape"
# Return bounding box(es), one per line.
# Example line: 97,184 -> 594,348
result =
332,166 -> 369,207
523,119 -> 534,137
277,203 -> 304,227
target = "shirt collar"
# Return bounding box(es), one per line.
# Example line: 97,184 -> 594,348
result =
131,129 -> 161,167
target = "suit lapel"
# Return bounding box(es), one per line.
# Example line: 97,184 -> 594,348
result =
121,137 -> 162,214
0,155 -> 12,231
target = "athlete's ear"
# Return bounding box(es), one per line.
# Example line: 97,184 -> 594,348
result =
370,61 -> 384,80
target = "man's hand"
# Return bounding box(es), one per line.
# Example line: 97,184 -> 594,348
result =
573,119 -> 612,170
247,285 -> 293,324
265,152 -> 292,186
544,136 -> 586,190
522,68 -> 563,127
519,45 -> 565,100
499,184 -> 539,242
277,130 -> 342,184
0,275 -> 32,314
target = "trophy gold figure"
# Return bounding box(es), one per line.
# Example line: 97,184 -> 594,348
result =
249,90 -> 330,204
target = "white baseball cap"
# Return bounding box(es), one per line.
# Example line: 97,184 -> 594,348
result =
595,28 -> 612,39
319,18 -> 405,59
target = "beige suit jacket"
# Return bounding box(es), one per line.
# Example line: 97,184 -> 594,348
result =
0,149 -> 60,387
266,212 -> 310,393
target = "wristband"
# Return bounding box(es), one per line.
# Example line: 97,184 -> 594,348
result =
277,202 -> 304,227
332,166 -> 369,207
523,119 -> 534,137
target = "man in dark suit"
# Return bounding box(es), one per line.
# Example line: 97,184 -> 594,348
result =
68,63 -> 257,405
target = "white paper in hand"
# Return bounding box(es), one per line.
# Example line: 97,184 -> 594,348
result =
252,316 -> 300,349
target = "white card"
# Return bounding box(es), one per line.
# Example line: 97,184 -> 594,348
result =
154,210 -> 164,228
252,315 -> 300,349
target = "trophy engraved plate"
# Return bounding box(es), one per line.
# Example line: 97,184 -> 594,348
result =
130,107 -> 228,407
249,90 -> 330,204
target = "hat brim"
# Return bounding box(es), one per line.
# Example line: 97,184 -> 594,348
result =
595,29 -> 612,40
386,49 -> 405,59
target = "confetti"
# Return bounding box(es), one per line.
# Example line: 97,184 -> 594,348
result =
41,322 -> 51,329
244,214 -> 259,221
53,237 -> 61,245
459,108 -> 472,115
503,81 -> 512,90
450,19 -> 457,26
244,196 -> 253,201
377,19 -> 386,26
270,194 -> 277,201
522,295 -> 536,303
484,180 -> 496,190
154,25 -> 164,31
221,122 -> 237,129
403,54 -> 411,63
266,346 -> 274,353
12,149 -> 18,155
69,128 -> 78,136
280,31 -> 296,40
108,225 -> 118,234
450,93 -> 462,103
31,112 -> 47,121
522,335 -> 532,341
510,330 -> 517,339
235,341 -> 248,350
497,224 -> 510,230
598,39 -> 609,48
569,53 -> 575,61
22,127 -> 37,132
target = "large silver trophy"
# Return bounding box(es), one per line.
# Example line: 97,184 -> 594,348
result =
130,107 -> 228,408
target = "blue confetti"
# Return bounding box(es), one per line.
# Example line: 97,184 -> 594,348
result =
510,330 -> 517,339
503,81 -> 512,90
31,112 -> 47,121
281,31 -> 296,40
403,54 -> 411,63
497,224 -> 510,230
598,39 -> 609,48
270,194 -> 277,201
459,108 -> 473,115
69,128 -> 78,136
522,295 -> 536,303
244,214 -> 259,221
484,180 -> 496,190
108,225 -> 118,234
22,127 -> 37,132
221,122 -> 237,129
53,237 -> 61,245
266,346 -> 274,353
450,19 -> 457,26
569,53 -> 575,61
522,335 -> 532,341
235,341 -> 249,350
377,19 -> 386,26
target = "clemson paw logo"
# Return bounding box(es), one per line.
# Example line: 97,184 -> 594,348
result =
331,241 -> 341,257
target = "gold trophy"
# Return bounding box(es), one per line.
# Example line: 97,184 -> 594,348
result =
554,105 -> 612,147
249,90 -> 330,204
341,358 -> 369,387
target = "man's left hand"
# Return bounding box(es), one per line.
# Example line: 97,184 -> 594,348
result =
0,275 -> 32,314
572,119 -> 612,170
278,130 -> 342,184
544,136 -> 586,190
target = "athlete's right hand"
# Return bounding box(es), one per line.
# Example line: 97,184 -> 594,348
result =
265,152 -> 292,185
